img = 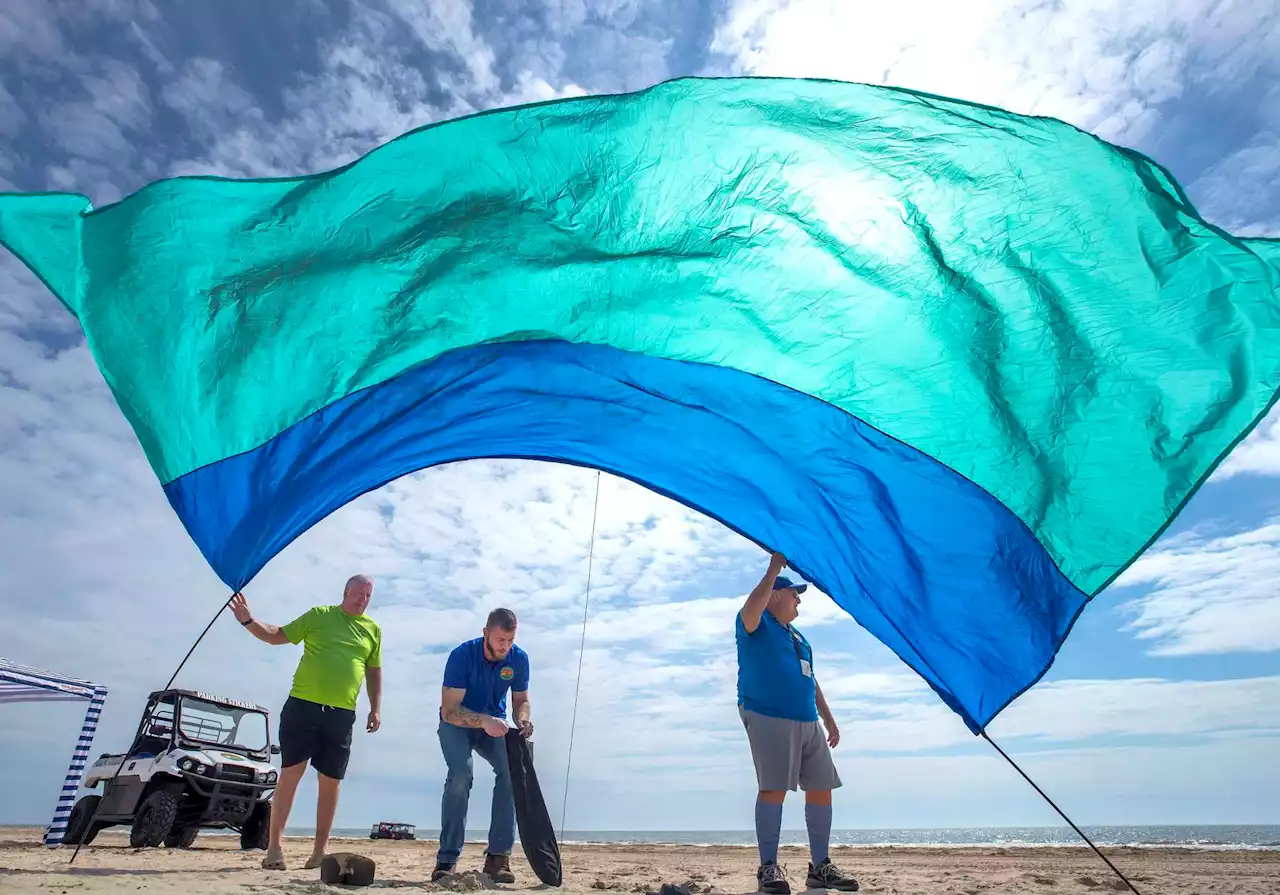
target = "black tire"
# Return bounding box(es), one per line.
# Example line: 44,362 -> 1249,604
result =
164,826 -> 198,848
240,801 -> 270,851
63,795 -> 102,845
129,789 -> 179,848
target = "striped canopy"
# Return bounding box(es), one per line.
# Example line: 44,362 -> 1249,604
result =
0,657 -> 101,704
1,657 -> 108,846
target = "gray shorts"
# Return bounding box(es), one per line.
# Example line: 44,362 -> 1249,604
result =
740,707 -> 842,792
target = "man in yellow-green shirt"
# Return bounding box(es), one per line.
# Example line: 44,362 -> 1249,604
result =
230,574 -> 382,871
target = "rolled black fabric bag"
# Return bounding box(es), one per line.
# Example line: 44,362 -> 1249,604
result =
505,729 -> 563,887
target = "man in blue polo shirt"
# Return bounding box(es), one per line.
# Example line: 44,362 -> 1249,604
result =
737,552 -> 859,894
433,608 -> 531,884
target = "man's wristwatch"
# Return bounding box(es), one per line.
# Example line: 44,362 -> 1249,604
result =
240,616 -> 252,626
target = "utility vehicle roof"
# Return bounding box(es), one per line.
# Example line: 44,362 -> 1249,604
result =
146,688 -> 270,714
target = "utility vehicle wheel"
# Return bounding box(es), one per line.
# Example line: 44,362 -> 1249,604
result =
240,802 -> 270,851
63,795 -> 102,845
164,826 -> 198,848
129,789 -> 179,848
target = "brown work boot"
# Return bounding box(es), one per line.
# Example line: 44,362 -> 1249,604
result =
483,852 -> 516,884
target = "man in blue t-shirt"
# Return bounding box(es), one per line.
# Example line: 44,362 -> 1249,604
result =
432,608 -> 532,884
736,552 -> 859,894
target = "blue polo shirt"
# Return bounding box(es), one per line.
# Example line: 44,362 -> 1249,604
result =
441,638 -> 530,719
735,610 -> 818,722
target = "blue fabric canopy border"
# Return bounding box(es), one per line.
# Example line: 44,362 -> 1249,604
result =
162,338 -> 1087,732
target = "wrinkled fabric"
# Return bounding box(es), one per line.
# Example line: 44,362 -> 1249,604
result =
1,76 -> 1278,731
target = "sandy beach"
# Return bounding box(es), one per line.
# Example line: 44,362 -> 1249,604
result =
2,827 -> 1279,894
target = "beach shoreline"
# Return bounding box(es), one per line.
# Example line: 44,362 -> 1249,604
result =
4,826 -> 1280,894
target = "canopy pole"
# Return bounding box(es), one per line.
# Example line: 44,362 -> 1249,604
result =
69,594 -> 234,863
560,470 -> 602,841
44,685 -> 108,847
982,732 -> 1142,894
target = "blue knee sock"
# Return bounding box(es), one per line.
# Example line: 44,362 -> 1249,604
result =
805,802 -> 832,866
755,798 -> 783,865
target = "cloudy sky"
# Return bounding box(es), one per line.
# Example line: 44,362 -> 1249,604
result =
1,0 -> 1278,836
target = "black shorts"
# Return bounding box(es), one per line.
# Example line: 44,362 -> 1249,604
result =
278,696 -> 356,780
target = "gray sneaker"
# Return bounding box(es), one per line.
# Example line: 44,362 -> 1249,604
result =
757,861 -> 790,895
806,858 -> 859,891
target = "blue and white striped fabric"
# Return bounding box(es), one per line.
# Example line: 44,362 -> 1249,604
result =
0,657 -> 108,847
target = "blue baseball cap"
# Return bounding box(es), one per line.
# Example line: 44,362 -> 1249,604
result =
773,575 -> 808,594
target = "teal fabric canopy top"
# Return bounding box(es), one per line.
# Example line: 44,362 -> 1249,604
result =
2,76 -> 1278,733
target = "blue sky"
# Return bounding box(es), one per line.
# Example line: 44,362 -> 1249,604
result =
1,0 -> 1278,834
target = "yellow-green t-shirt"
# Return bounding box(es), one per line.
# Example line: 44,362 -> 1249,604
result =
281,605 -> 382,711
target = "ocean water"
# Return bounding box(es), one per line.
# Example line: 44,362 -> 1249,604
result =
308,825 -> 1280,850
11,823 -> 1275,850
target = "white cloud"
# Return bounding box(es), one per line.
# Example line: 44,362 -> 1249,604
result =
385,0 -> 501,96
161,1 -> 587,181
40,59 -> 152,172
993,676 -> 1280,742
0,0 -> 160,63
808,668 -> 1280,754
1191,130 -> 1280,235
0,81 -> 25,138
160,58 -> 258,131
708,0 -> 1279,148
0,0 -> 71,61
1112,521 -> 1280,655
1214,406 -> 1280,479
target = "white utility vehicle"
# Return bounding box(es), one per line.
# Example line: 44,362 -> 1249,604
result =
62,688 -> 279,849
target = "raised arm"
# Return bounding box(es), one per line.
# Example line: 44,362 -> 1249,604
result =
229,593 -> 292,645
740,553 -> 788,634
441,687 -> 508,737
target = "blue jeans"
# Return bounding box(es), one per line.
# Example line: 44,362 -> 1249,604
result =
437,720 -> 515,864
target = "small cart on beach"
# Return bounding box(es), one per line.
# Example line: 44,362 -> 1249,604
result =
370,821 -> 417,840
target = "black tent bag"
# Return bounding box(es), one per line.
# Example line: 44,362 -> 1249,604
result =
505,729 -> 563,887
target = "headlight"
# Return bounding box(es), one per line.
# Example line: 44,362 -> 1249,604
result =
256,769 -> 278,784
179,758 -> 195,772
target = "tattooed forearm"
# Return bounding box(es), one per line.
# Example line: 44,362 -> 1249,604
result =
444,705 -> 489,728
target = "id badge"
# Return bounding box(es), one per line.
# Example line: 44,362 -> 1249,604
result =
800,658 -> 812,678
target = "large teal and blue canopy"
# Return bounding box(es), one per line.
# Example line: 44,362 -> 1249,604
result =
2,77 -> 1278,733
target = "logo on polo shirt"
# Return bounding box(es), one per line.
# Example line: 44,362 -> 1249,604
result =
500,666 -> 514,681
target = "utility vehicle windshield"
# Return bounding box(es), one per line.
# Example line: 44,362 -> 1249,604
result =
177,696 -> 269,754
